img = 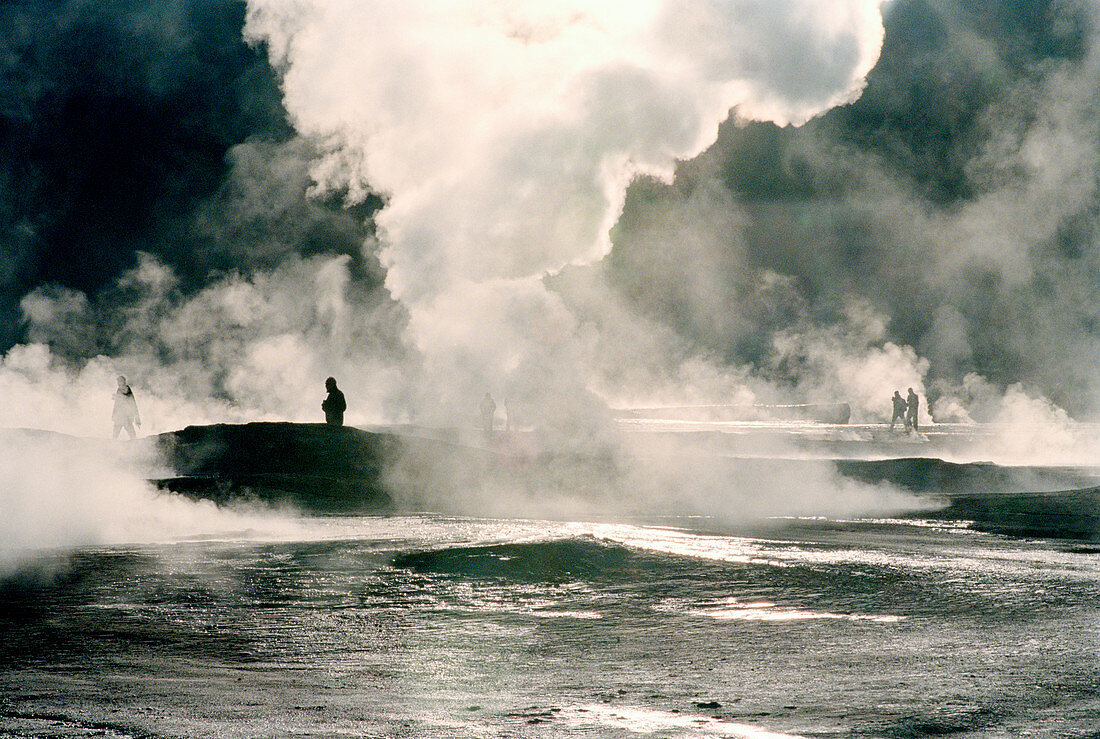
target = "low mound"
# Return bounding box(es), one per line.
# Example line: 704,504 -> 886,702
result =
393,537 -> 636,582
834,457 -> 1100,496
152,422 -> 401,512
932,488 -> 1100,540
834,457 -> 1100,539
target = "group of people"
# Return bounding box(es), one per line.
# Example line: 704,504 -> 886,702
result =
890,387 -> 920,432
480,393 -> 517,436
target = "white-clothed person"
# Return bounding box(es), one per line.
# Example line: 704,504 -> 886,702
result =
112,375 -> 141,439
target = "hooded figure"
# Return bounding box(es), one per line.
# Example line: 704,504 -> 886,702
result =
322,377 -> 347,426
112,375 -> 141,439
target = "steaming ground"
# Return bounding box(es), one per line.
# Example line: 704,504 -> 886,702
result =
617,416 -> 1100,467
0,429 -> 322,576
3,414 -> 1097,575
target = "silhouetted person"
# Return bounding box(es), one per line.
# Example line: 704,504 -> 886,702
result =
890,390 -> 907,431
480,392 -> 496,436
112,375 -> 141,439
322,377 -> 346,426
906,388 -> 919,432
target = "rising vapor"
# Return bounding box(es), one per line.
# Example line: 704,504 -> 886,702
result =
604,0 -> 1100,422
0,0 -> 1096,447
242,0 -> 886,424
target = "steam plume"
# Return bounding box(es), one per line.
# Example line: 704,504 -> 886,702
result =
243,0 -> 887,422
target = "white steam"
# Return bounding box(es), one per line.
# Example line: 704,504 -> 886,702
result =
0,430 -> 313,575
244,0 -> 886,403
770,299 -> 930,421
4,251 -> 411,437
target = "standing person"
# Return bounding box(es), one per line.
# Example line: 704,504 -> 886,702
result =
906,387 -> 920,433
112,375 -> 141,439
480,392 -> 496,436
322,377 -> 346,427
890,390 -> 907,431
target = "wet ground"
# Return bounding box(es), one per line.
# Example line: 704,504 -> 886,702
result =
2,514 -> 1098,738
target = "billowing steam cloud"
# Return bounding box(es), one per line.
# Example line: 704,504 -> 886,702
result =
242,0 -> 887,425
247,0 -> 885,295
2,1 -> 1099,456
605,0 -> 1100,422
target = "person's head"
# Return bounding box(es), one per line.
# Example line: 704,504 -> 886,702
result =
325,377 -> 337,391
908,387 -> 914,394
117,375 -> 128,389
894,390 -> 901,397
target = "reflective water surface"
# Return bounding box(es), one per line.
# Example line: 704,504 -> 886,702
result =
2,514 -> 1098,737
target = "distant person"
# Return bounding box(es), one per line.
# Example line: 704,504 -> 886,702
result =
480,392 -> 496,436
890,390 -> 907,431
906,388 -> 920,432
322,377 -> 346,427
112,375 -> 141,439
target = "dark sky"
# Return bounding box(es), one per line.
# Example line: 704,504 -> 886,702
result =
0,0 -> 379,350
